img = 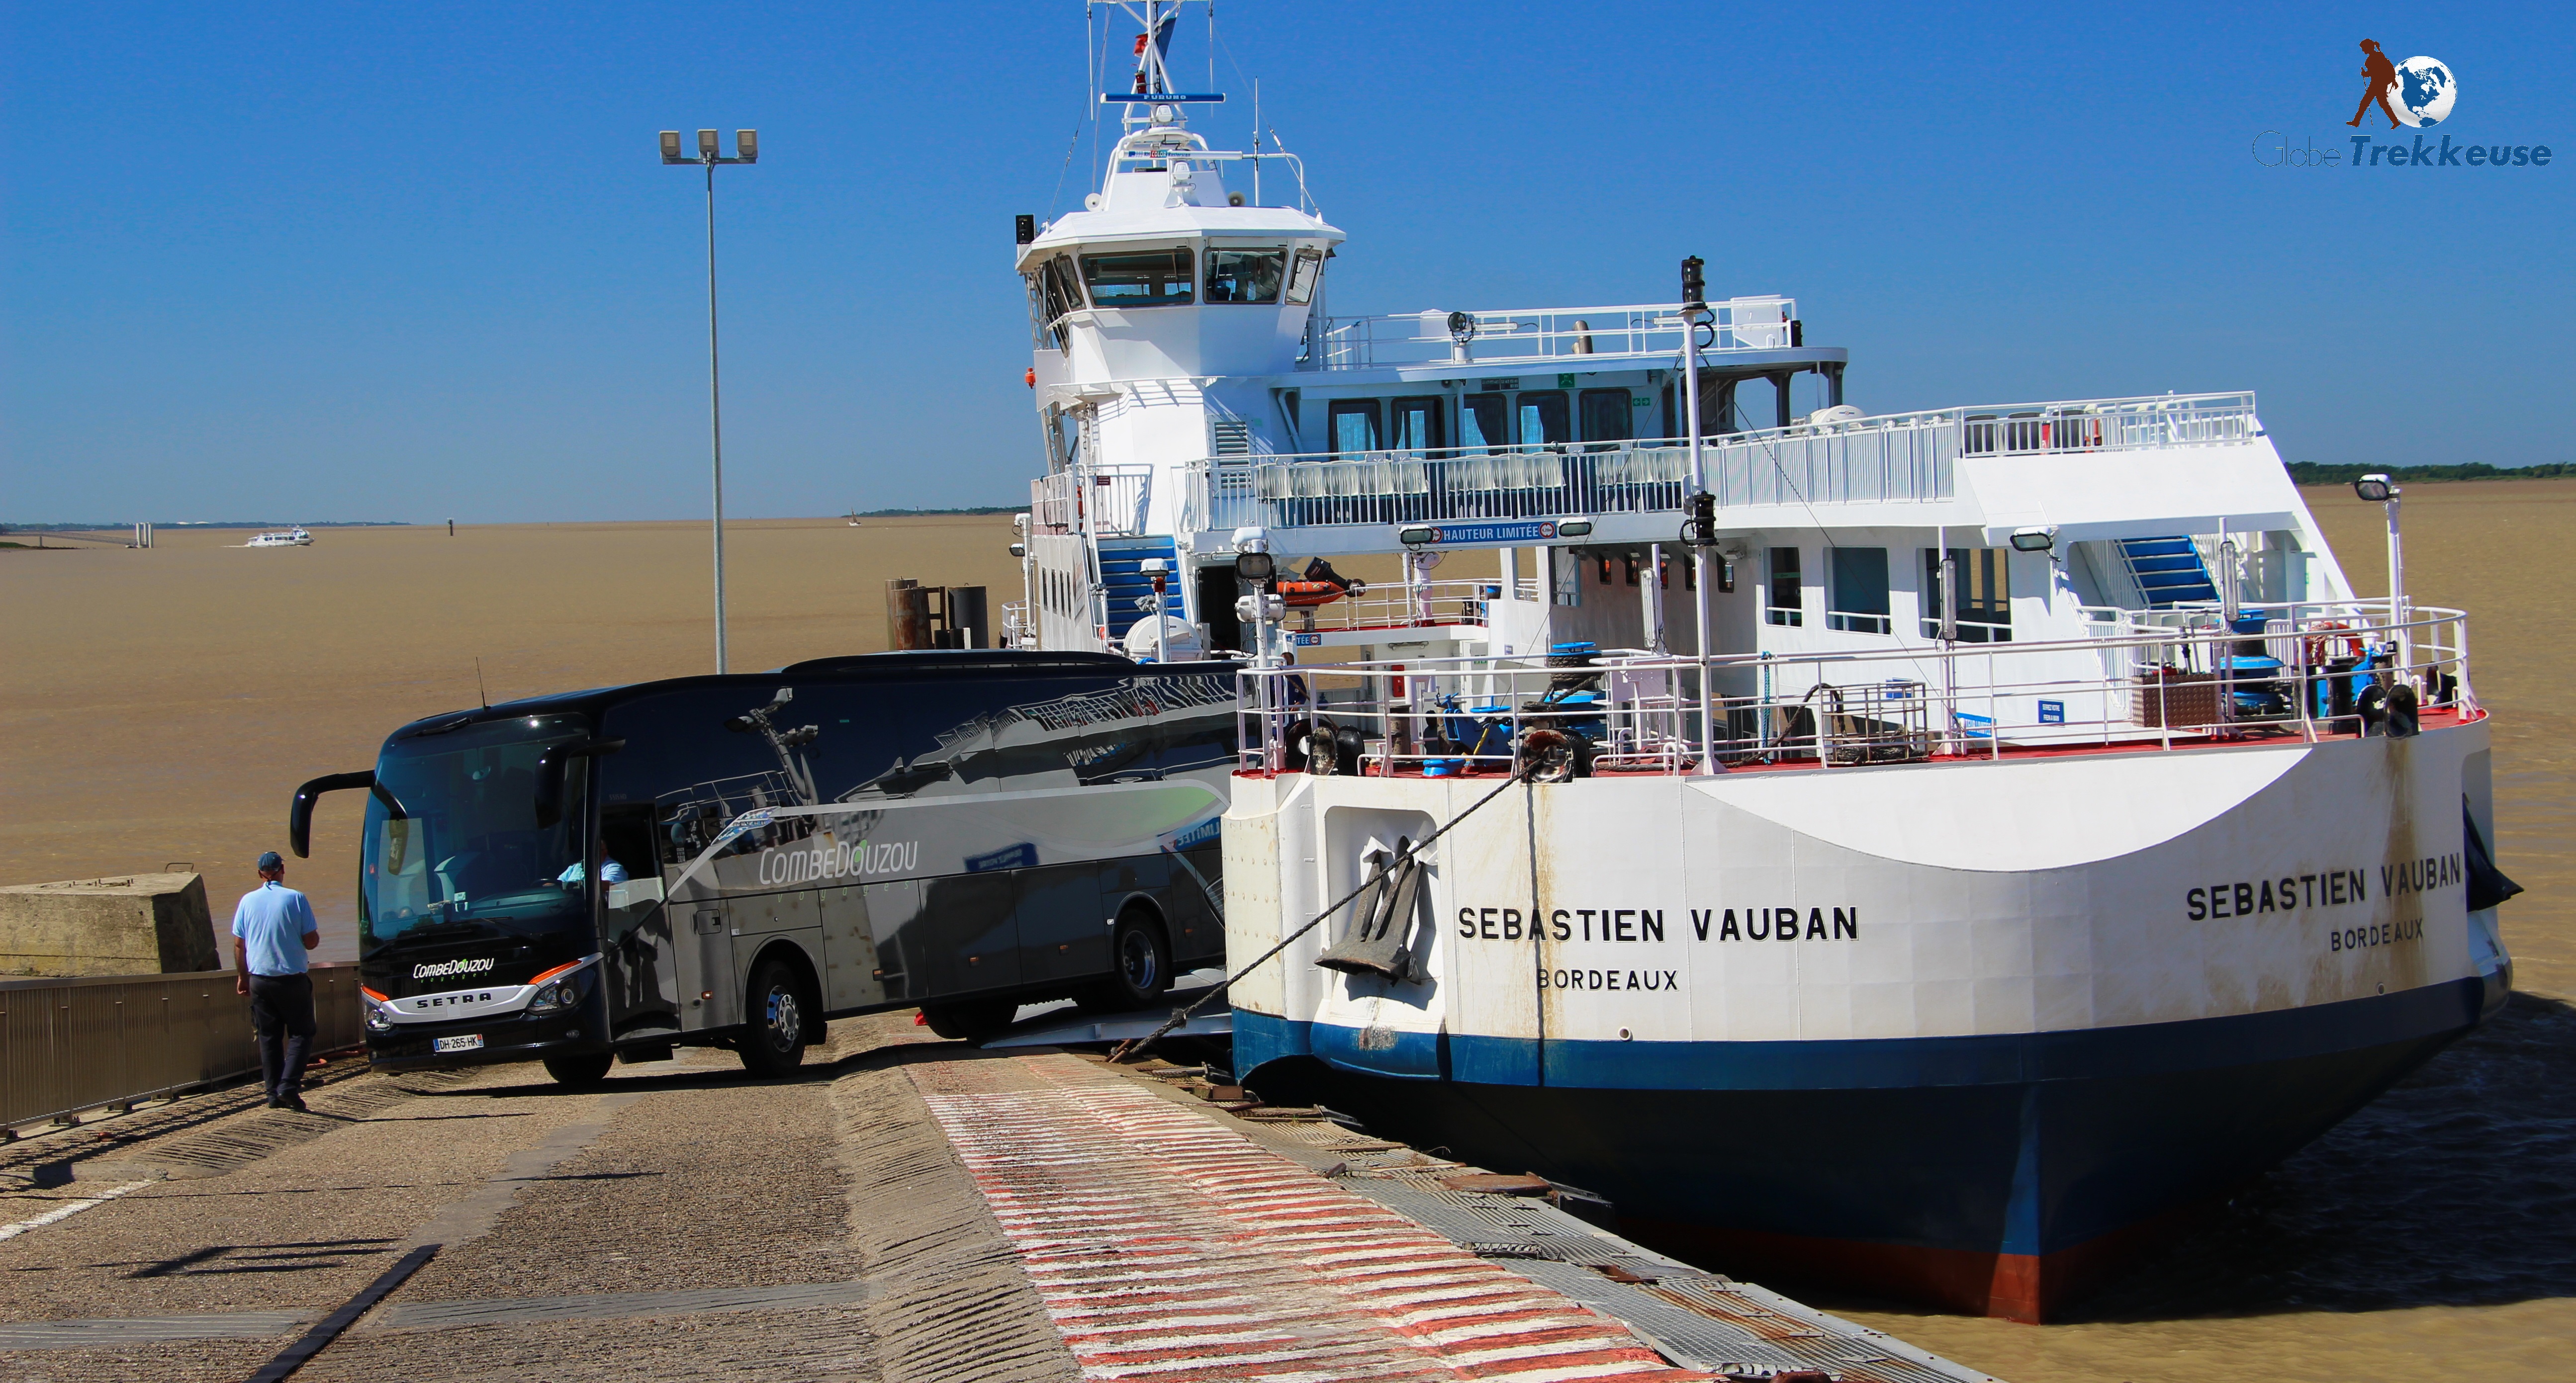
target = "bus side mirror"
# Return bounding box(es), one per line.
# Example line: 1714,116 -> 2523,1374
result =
533,739 -> 628,830
287,771 -> 378,860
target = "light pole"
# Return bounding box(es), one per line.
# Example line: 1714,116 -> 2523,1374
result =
661,127 -> 759,674
2353,472 -> 2408,685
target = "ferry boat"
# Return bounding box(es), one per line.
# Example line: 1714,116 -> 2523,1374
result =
1006,3 -> 2520,1319
246,525 -> 313,547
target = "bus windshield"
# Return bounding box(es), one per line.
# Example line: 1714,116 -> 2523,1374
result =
362,712 -> 594,954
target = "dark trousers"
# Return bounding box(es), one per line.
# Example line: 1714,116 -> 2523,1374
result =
248,973 -> 317,1101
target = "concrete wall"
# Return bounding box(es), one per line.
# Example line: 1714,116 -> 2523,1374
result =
0,873 -> 220,976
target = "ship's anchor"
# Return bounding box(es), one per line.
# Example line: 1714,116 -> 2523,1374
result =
1314,839 -> 1426,982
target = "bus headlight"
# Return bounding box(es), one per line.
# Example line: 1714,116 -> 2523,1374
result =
528,978 -> 583,1013
361,992 -> 396,1032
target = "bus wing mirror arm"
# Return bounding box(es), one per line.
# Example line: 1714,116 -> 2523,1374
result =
532,738 -> 629,831
288,771 -> 378,860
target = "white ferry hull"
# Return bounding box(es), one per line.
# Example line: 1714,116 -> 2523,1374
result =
1222,717 -> 2510,1318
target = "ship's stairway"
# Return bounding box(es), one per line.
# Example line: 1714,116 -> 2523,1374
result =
1099,537 -> 1187,634
2118,536 -> 2218,607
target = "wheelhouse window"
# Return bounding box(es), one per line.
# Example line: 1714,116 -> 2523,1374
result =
1923,547 -> 2012,642
1081,247 -> 1195,307
1461,394 -> 1508,452
1578,388 -> 1632,450
1026,255 -> 1085,349
1389,396 -> 1445,456
1285,248 -> 1323,305
1517,391 -> 1570,449
1766,547 -> 1804,627
1328,399 -> 1382,453
1205,248 -> 1286,304
1827,547 -> 1891,634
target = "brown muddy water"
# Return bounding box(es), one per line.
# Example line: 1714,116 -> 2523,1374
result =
3,485 -> 2572,1380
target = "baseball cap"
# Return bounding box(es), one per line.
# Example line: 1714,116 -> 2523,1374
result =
257,851 -> 284,870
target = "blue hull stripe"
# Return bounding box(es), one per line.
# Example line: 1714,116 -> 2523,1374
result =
1233,980 -> 2488,1260
1236,979 -> 2487,1091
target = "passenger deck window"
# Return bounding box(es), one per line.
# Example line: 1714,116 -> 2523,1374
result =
1923,547 -> 2012,642
1285,249 -> 1323,305
1389,397 -> 1445,456
1766,547 -> 1804,627
1827,547 -> 1891,634
1082,248 -> 1195,307
1517,391 -> 1570,449
1461,394 -> 1508,452
1578,389 -> 1632,450
1205,249 -> 1286,303
1329,399 -> 1382,453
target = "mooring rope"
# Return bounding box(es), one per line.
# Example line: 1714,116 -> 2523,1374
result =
1109,761 -> 1537,1063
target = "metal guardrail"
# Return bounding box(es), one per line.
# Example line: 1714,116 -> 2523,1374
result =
1313,297 -> 1799,369
1032,465 -> 1155,537
0,964 -> 365,1133
1233,603 -> 2471,777
1183,393 -> 2257,535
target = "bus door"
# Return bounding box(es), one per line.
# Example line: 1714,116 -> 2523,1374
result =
600,803 -> 679,1036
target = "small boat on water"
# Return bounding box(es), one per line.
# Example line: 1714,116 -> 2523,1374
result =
246,526 -> 312,548
1004,2 -> 2523,1321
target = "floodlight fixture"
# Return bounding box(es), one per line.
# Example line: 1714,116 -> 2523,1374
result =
697,128 -> 720,159
1234,551 -> 1276,582
735,129 -> 757,162
1398,525 -> 1437,548
660,130 -> 684,163
2353,473 -> 2395,503
1556,518 -> 1595,539
2009,525 -> 2056,553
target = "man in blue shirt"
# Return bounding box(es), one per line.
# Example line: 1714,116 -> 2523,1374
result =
232,851 -> 321,1111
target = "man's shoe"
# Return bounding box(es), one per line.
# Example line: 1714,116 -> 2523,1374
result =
265,1096 -> 285,1109
280,1096 -> 309,1113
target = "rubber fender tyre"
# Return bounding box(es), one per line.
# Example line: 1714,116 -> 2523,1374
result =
542,1051 -> 615,1087
2356,683 -> 2390,736
1281,718 -> 1314,772
1102,911 -> 1174,1010
737,956 -> 810,1076
920,998 -> 1018,1041
1332,723 -> 1366,776
2387,682 -> 2420,738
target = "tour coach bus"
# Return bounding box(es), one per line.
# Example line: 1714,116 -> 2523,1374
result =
289,651 -> 1235,1083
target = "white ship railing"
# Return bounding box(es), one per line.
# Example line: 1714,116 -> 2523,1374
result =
1032,465 -> 1154,537
1232,602 -> 2471,777
1312,298 -> 1799,369
1183,393 -> 2255,534
1271,577 -> 1513,634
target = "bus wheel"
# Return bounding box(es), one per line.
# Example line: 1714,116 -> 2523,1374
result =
920,998 -> 1017,1041
543,1052 -> 614,1087
738,957 -> 810,1077
1102,911 -> 1173,1010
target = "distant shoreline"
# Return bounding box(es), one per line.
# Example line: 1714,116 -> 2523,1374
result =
2285,462 -> 2575,486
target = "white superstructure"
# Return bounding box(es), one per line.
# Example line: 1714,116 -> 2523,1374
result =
1006,2 -> 2517,1322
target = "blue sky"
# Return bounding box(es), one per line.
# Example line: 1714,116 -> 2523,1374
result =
4,1 -> 2569,522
